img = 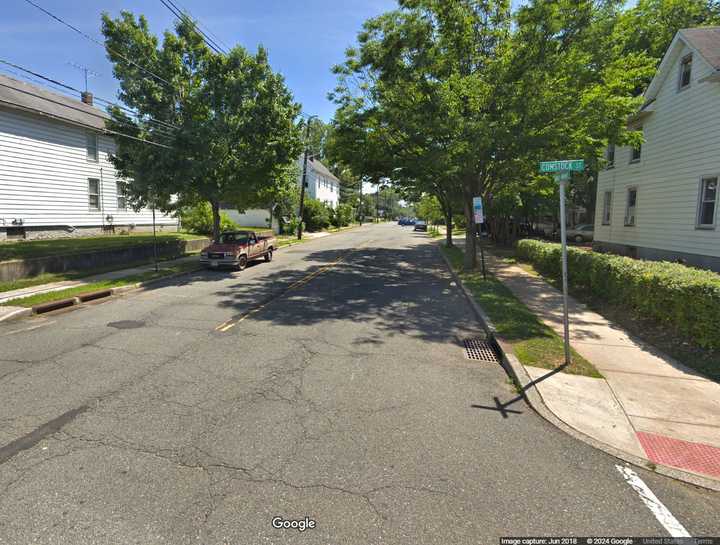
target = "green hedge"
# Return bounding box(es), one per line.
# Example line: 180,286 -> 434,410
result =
516,239 -> 720,349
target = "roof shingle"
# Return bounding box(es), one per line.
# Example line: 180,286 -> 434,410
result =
680,26 -> 720,71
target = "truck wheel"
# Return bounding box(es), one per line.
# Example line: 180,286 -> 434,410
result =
574,235 -> 584,243
237,255 -> 248,271
265,249 -> 273,262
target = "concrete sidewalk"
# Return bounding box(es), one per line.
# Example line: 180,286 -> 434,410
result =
482,251 -> 720,484
0,255 -> 198,306
451,234 -> 720,484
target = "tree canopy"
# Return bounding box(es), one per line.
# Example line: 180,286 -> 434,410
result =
101,12 -> 302,240
329,0 -> 717,269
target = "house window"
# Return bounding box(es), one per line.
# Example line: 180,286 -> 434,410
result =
630,129 -> 642,163
697,176 -> 718,228
679,54 -> 692,90
86,133 -> 99,162
602,191 -> 612,225
606,144 -> 615,169
117,181 -> 128,210
624,188 -> 637,226
88,178 -> 100,210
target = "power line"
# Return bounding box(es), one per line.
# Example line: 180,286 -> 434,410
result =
158,0 -> 226,55
0,59 -> 179,134
22,0 -> 175,89
170,0 -> 231,52
164,0 -> 227,53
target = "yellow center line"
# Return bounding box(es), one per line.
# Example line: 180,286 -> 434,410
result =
214,240 -> 371,333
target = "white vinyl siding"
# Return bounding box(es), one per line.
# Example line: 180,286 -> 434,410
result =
297,157 -> 340,209
0,106 -> 176,228
594,41 -> 720,259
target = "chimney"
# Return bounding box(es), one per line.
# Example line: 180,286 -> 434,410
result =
80,91 -> 93,106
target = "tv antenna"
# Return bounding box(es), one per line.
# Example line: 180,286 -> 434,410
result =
67,62 -> 101,92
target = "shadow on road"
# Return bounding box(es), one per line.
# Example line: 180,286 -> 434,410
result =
173,241 -> 481,347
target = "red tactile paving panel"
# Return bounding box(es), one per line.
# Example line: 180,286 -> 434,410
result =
637,431 -> 720,478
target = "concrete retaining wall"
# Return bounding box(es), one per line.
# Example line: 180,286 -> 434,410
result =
0,237 -> 209,282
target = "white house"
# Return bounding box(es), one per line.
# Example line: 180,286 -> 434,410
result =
299,156 -> 341,209
594,27 -> 720,271
0,74 -> 177,241
218,156 -> 341,234
219,206 -> 279,232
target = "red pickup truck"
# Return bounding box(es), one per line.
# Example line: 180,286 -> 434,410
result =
200,230 -> 277,270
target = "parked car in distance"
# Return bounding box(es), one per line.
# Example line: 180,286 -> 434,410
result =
200,230 -> 276,270
414,220 -> 428,232
398,217 -> 417,226
566,224 -> 594,243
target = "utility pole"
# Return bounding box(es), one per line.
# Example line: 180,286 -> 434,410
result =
358,178 -> 363,226
297,116 -> 316,240
375,184 -> 380,223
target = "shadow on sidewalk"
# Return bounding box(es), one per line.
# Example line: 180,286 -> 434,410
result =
471,363 -> 568,418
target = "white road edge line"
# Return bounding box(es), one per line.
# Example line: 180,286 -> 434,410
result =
615,464 -> 691,538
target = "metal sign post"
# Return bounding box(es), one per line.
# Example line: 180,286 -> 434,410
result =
473,196 -> 486,280
556,171 -> 571,367
539,160 -> 585,368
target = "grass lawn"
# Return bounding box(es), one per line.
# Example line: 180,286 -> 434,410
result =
441,244 -> 601,378
2,261 -> 200,308
0,232 -> 207,262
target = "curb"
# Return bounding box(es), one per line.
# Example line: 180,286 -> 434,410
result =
0,266 -> 203,322
436,244 -> 720,493
0,306 -> 33,323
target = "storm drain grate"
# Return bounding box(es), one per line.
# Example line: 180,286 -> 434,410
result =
463,338 -> 500,362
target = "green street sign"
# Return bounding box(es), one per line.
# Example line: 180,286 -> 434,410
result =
539,160 -> 585,173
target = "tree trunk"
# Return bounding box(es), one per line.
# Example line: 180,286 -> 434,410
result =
211,200 -> 221,242
444,204 -> 454,248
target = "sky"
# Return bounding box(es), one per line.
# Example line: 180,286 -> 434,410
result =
0,0 -> 398,122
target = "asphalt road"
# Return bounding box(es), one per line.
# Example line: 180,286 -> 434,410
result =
0,223 -> 718,544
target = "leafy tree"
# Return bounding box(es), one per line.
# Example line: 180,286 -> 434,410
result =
179,202 -> 238,235
616,0 -> 720,63
415,195 -> 444,225
306,118 -> 333,162
331,0 -> 657,265
302,198 -> 332,231
101,12 -> 302,241
332,203 -> 354,227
